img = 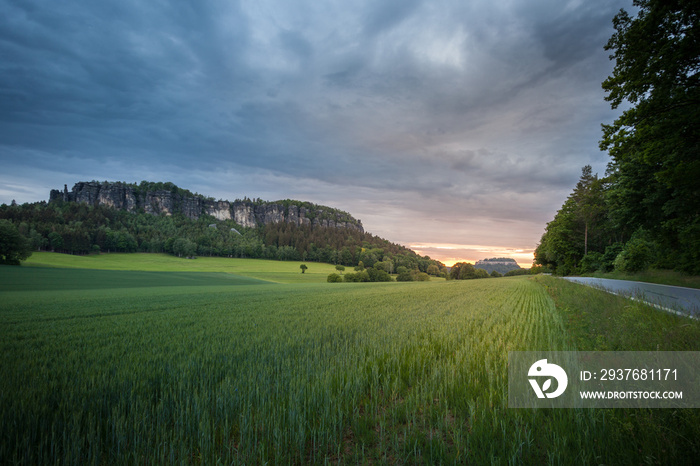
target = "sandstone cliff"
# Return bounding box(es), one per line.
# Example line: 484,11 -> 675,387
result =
50,181 -> 364,233
474,258 -> 521,274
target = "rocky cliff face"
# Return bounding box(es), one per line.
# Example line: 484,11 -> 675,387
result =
50,181 -> 364,232
474,258 -> 521,274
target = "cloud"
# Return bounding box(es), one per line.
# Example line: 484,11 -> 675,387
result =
363,0 -> 423,38
0,0 -> 634,264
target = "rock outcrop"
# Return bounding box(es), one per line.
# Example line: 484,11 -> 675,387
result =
50,181 -> 364,232
474,257 -> 521,274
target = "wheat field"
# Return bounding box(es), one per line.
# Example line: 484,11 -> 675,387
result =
1,260 -> 699,464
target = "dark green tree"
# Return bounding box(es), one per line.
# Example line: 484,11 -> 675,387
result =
535,166 -> 610,275
572,165 -> 606,256
395,266 -> 413,281
173,238 -> 197,258
48,231 -> 64,252
327,273 -> 342,282
0,220 -> 32,265
450,262 -> 478,280
300,264 -> 308,274
366,267 -> 392,282
29,229 -> 47,251
601,0 -> 700,272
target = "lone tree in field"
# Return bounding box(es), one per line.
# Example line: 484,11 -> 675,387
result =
335,264 -> 345,274
0,219 -> 32,265
300,264 -> 308,274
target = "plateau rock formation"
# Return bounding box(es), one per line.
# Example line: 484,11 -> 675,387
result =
474,257 -> 522,274
50,181 -> 363,232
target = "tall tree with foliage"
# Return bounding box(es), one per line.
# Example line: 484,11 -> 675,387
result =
0,220 -> 32,265
449,262 -> 477,280
534,195 -> 581,275
601,0 -> 700,272
535,166 -> 611,274
571,165 -> 606,256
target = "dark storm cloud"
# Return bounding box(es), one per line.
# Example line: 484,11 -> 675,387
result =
1,0 -> 254,163
363,0 -> 423,37
0,0 -> 634,260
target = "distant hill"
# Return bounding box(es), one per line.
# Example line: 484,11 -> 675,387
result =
1,181 -> 445,273
474,257 -> 522,274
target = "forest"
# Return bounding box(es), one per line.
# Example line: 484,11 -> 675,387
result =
535,0 -> 699,276
0,199 -> 444,273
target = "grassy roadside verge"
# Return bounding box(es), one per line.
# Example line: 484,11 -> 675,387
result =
533,275 -> 700,463
533,275 -> 700,351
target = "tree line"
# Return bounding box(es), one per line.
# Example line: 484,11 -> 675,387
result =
0,199 -> 445,272
535,1 -> 699,276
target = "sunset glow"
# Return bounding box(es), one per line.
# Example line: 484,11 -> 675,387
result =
408,243 -> 535,268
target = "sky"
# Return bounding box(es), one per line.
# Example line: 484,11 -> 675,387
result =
0,0 -> 634,267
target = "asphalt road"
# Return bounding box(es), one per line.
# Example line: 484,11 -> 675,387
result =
561,277 -> 700,318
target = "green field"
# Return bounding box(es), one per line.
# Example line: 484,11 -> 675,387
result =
1,255 -> 700,464
23,252 -> 342,284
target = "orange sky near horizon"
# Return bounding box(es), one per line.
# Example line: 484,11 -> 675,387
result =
408,243 -> 536,269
